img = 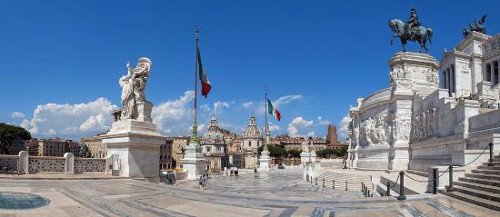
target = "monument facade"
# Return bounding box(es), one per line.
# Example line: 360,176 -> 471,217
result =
101,57 -> 165,181
347,11 -> 500,173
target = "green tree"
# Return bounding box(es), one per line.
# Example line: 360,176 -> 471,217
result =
0,123 -> 32,155
258,145 -> 287,158
80,143 -> 91,158
287,149 -> 301,158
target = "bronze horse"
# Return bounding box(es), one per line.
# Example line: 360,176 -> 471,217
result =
389,19 -> 433,53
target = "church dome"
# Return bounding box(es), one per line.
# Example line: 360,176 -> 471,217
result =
203,118 -> 224,141
243,116 -> 262,138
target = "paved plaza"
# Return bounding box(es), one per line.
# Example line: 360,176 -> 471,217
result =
0,169 -> 498,217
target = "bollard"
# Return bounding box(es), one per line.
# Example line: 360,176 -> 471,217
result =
489,142 -> 494,166
332,180 -> 335,189
448,165 -> 454,192
323,179 -> 325,188
433,168 -> 438,194
397,171 -> 406,201
361,182 -> 364,192
386,181 -> 391,196
345,180 -> 348,191
315,177 -> 318,186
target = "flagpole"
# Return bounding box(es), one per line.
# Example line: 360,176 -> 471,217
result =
264,86 -> 269,145
191,26 -> 200,144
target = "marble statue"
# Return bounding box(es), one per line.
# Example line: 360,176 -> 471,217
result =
119,57 -> 153,122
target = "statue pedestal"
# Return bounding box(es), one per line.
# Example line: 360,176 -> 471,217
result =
181,141 -> 206,180
259,149 -> 271,171
101,119 -> 164,182
300,152 -> 310,168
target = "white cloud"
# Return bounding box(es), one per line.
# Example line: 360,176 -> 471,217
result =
257,94 -> 303,114
268,122 -> 280,132
200,104 -> 211,113
317,116 -> 331,126
213,101 -> 229,113
152,90 -> 194,135
11,111 -> 25,119
339,114 -> 351,141
273,95 -> 303,107
79,114 -> 105,132
241,101 -> 254,109
48,129 -> 57,135
21,97 -> 117,138
307,131 -> 316,137
287,116 -> 313,137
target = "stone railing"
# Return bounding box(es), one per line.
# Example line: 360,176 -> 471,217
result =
74,158 -> 106,174
0,151 -> 106,175
29,156 -> 65,173
0,154 -> 19,172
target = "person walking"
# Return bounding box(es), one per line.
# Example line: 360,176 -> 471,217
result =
254,167 -> 258,178
202,174 -> 208,190
198,175 -> 203,190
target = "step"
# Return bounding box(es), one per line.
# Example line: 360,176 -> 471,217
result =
406,169 -> 427,177
454,181 -> 500,194
376,182 -> 399,197
471,169 -> 500,175
459,176 -> 500,187
477,165 -> 500,170
453,185 -> 500,202
380,176 -> 419,195
441,190 -> 500,211
465,172 -> 500,181
483,161 -> 500,166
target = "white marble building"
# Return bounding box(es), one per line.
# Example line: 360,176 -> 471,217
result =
347,32 -> 500,172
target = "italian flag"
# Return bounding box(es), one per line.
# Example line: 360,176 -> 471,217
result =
197,42 -> 211,98
267,99 -> 281,121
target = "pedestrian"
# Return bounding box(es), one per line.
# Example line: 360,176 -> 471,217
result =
235,168 -> 238,178
202,174 -> 208,190
254,168 -> 258,178
198,175 -> 203,190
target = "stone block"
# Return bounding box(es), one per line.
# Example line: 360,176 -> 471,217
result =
18,151 -> 29,175
64,153 -> 75,174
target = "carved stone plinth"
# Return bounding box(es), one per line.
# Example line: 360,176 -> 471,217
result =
259,149 -> 271,171
181,141 -> 206,180
101,119 -> 165,182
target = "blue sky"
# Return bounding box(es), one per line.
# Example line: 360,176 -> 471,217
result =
1,0 -> 499,140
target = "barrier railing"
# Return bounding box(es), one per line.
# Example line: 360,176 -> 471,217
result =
382,143 -> 494,200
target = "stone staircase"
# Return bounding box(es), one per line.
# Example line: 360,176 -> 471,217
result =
442,154 -> 500,211
317,171 -> 373,192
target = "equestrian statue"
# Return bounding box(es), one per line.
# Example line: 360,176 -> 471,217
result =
389,8 -> 433,53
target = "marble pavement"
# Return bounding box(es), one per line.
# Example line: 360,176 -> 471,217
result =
0,168 -> 498,217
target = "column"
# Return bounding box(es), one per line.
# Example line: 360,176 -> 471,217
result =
486,63 -> 492,82
442,70 -> 447,89
448,69 -> 451,90
452,65 -> 456,93
495,61 -> 499,85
